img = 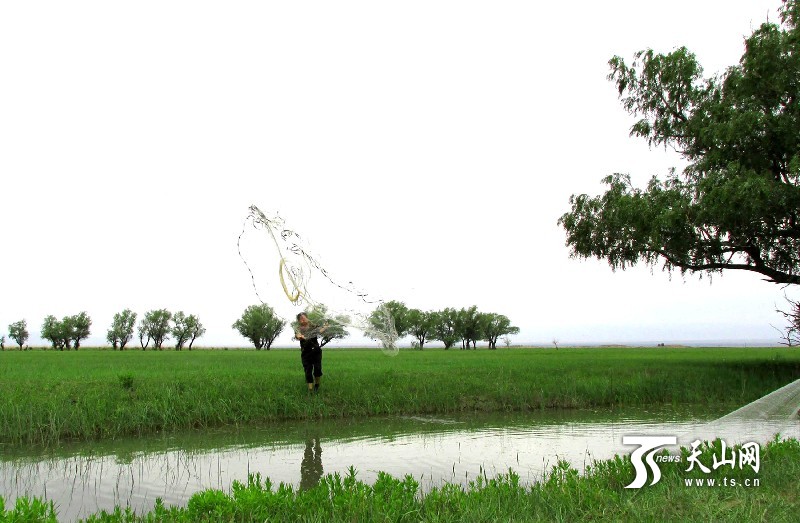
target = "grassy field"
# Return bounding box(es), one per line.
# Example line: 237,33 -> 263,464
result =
0,346 -> 798,446
2,437 -> 798,522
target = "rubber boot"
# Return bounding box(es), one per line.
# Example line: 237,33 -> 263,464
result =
314,376 -> 321,392
307,382 -> 314,394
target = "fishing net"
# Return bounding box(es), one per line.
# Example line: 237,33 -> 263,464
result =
713,378 -> 800,422
677,378 -> 800,447
238,205 -> 399,355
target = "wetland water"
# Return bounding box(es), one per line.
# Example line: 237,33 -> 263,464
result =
2,408 -> 798,521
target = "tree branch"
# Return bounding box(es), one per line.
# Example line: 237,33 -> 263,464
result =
653,248 -> 800,284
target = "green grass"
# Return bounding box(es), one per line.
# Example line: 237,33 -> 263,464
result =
0,347 -> 798,446
2,437 -> 798,522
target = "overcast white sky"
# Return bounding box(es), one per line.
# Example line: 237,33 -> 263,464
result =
0,1 -> 793,348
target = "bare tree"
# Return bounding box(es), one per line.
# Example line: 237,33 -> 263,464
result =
774,295 -> 800,346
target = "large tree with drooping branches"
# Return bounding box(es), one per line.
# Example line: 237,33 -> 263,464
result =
560,0 -> 800,286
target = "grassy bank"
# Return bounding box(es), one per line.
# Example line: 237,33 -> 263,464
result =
0,347 -> 798,446
2,437 -> 798,522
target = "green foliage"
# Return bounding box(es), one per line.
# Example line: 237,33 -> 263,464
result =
70,311 -> 92,350
59,315 -> 76,350
0,495 -> 57,522
186,315 -> 205,350
370,300 -> 410,339
455,306 -> 481,349
406,309 -> 435,349
41,315 -> 65,350
40,313 -> 92,351
139,309 -> 172,350
560,0 -> 800,286
7,320 -> 28,350
107,309 -> 137,350
232,304 -> 285,350
171,312 -> 203,350
430,308 -> 460,349
480,313 -> 520,349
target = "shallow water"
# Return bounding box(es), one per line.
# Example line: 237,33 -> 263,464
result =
1,407 -> 797,521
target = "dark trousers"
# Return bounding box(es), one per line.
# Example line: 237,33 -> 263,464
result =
301,348 -> 323,383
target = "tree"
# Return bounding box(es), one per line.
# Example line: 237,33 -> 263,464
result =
107,309 -> 137,350
58,316 -> 74,350
8,320 -> 28,350
138,322 -> 150,350
407,308 -> 435,349
481,313 -> 519,350
186,315 -> 205,350
430,308 -> 459,349
775,295 -> 800,346
381,301 -> 411,338
366,300 -> 409,344
232,304 -> 285,350
171,312 -> 206,350
41,315 -> 66,350
559,1 -> 800,286
0,335 -> 4,351
171,312 -> 191,350
139,309 -> 172,350
456,306 -> 482,350
68,312 -> 91,350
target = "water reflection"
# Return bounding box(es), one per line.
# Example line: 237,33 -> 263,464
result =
300,436 -> 323,491
1,408 -> 797,521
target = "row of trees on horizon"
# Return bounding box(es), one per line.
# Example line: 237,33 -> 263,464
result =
0,301 -> 519,351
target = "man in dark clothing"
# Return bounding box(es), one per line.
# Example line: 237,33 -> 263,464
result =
295,312 -> 326,392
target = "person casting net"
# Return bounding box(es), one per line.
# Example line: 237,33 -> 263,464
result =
238,205 -> 399,355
